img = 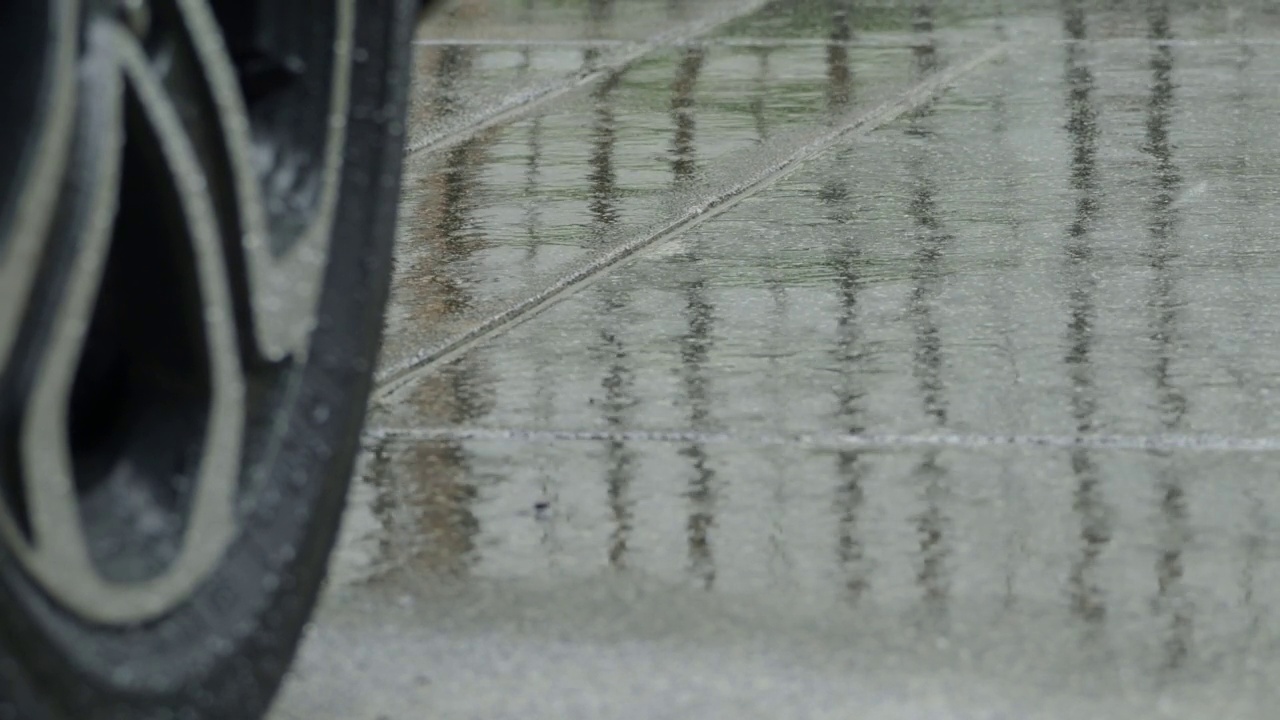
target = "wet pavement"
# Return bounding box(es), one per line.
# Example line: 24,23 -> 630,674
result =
275,1 -> 1280,718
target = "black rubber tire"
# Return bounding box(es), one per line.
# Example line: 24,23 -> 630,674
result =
0,2 -> 416,718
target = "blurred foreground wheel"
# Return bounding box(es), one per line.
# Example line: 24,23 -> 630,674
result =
0,1 -> 416,718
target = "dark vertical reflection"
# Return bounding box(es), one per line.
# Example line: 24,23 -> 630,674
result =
361,440 -> 398,574
749,47 -> 774,143
589,71 -> 625,234
523,116 -> 544,261
435,132 -> 494,315
906,8 -> 945,430
680,277 -> 717,589
914,455 -> 948,616
834,452 -> 869,602
994,0 -> 1010,39
583,45 -> 603,74
905,6 -> 951,620
523,108 -> 554,492
398,111 -> 499,348
602,369 -> 635,569
586,66 -> 636,569
517,1 -> 552,550
391,80 -> 498,575
583,0 -> 614,71
1144,9 -> 1186,433
760,43 -> 789,568
822,0 -> 866,603
668,46 -> 716,588
366,368 -> 490,578
827,1 -> 853,113
671,46 -> 706,185
518,0 -> 536,77
1143,2 -> 1192,670
431,45 -> 477,121
1059,0 -> 1110,628
823,160 -> 870,603
912,0 -> 939,57
406,371 -> 488,576
588,0 -> 613,27
1062,0 -> 1087,41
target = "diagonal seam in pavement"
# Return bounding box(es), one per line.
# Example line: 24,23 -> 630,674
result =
404,0 -> 774,156
374,41 -> 1009,401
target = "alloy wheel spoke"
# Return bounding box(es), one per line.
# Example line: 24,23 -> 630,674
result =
0,0 -> 355,624
0,0 -> 80,377
4,11 -> 246,623
14,15 -> 121,590
169,0 -> 356,362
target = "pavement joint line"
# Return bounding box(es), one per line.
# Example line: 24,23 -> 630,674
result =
364,427 -> 1280,454
373,42 -> 1006,399
404,0 -> 773,157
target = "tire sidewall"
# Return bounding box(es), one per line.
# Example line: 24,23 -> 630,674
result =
0,2 -> 416,718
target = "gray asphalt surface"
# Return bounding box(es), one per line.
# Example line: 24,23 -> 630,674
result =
273,1 -> 1280,718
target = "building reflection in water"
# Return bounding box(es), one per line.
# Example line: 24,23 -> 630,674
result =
362,357 -> 491,577
366,46 -> 503,577
818,1 -> 868,604
671,46 -> 705,185
824,158 -> 872,603
1059,0 -> 1111,631
427,44 -> 475,122
587,0 -> 613,26
517,0 -> 536,77
907,3 -> 952,624
901,3 -> 953,624
582,0 -> 610,73
666,46 -> 719,589
585,63 -> 636,568
680,277 -> 718,590
588,69 -> 625,233
398,37 -> 497,321
749,46 -> 774,143
1142,0 -> 1192,671
409,170 -> 496,576
398,359 -> 491,576
522,114 -> 545,261
435,133 -> 495,315
826,1 -> 852,113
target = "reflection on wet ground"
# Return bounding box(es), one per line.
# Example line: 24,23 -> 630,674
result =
386,0 -> 1002,377
280,1 -> 1280,718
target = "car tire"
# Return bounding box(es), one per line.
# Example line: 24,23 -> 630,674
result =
0,1 -> 417,718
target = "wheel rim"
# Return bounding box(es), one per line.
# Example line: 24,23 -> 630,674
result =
0,0 -> 355,625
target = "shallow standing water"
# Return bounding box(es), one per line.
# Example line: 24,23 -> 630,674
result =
274,1 -> 1280,718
